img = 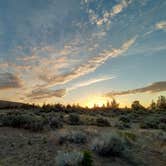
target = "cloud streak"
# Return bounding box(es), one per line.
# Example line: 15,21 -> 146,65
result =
27,88 -> 66,100
39,37 -> 136,89
69,76 -> 114,91
105,81 -> 166,97
155,21 -> 166,31
28,35 -> 136,100
0,73 -> 22,89
88,0 -> 132,26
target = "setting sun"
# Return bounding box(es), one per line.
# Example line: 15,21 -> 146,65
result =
84,96 -> 108,108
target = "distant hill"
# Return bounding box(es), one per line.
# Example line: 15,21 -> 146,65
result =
0,100 -> 28,109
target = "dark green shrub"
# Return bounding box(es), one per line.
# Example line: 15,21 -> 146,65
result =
119,115 -> 131,123
82,151 -> 93,166
95,117 -> 110,127
1,113 -> 44,131
140,117 -> 160,129
159,123 -> 166,131
48,116 -> 63,129
68,113 -> 81,125
26,115 -> 44,131
160,117 -> 166,123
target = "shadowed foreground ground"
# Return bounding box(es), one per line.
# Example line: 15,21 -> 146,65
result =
0,108 -> 165,166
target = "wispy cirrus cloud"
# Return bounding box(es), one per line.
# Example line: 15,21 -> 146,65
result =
25,37 -> 135,100
88,0 -> 132,27
69,76 -> 114,91
27,76 -> 113,100
27,88 -> 66,100
0,73 -> 22,89
39,37 -> 136,89
16,54 -> 38,62
105,81 -> 166,97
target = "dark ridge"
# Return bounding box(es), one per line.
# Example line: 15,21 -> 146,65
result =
0,100 -> 30,109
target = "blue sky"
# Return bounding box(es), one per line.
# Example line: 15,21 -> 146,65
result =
0,0 -> 166,107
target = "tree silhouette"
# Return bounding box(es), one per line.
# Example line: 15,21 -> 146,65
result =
156,96 -> 166,110
110,99 -> 119,109
131,100 -> 144,111
149,100 -> 156,110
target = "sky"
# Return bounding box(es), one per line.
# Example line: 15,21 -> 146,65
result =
0,0 -> 166,107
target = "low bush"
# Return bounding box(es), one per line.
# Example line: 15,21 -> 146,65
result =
55,151 -> 83,166
159,123 -> 166,131
48,116 -> 63,129
68,113 -> 81,125
95,117 -> 110,127
92,132 -> 140,164
140,117 -> 160,129
140,114 -> 166,131
59,131 -> 87,144
119,115 -> 131,123
0,113 -> 44,131
82,151 -> 93,166
92,132 -> 126,157
84,117 -> 96,125
55,150 -> 93,166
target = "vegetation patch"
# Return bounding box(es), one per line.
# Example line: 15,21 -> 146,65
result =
114,121 -> 131,129
95,117 -> 110,127
48,116 -> 63,129
59,131 -> 87,144
82,151 -> 93,166
0,113 -> 45,131
119,115 -> 131,123
55,150 -> 93,166
67,113 -> 82,125
140,116 -> 163,129
92,132 -> 127,157
55,151 -> 83,166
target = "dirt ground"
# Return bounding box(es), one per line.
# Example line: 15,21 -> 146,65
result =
0,125 -> 165,166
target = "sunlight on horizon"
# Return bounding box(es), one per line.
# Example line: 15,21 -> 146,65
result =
0,0 -> 165,106
83,96 -> 109,108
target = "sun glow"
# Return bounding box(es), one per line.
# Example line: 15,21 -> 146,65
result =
84,96 -> 108,108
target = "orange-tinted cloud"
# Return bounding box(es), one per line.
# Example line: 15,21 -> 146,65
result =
0,73 -> 22,89
27,88 -> 66,100
39,37 -> 136,89
105,81 -> 166,97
